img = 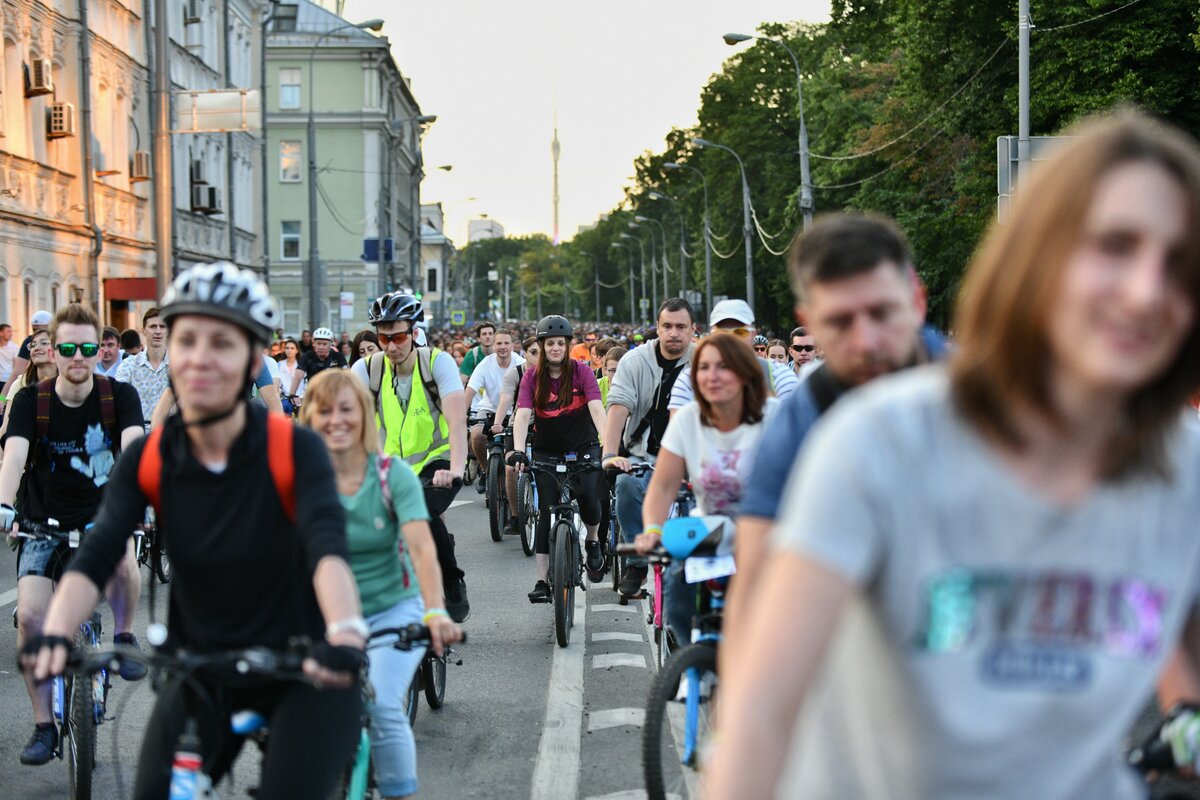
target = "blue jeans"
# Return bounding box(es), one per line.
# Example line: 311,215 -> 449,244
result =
366,596 -> 427,798
615,469 -> 653,567
664,561 -> 697,646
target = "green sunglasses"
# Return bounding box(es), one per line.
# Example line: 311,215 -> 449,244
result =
55,342 -> 100,358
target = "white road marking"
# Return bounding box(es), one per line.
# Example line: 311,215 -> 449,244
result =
0,587 -> 16,608
530,589 -> 586,800
591,603 -> 637,614
587,707 -> 645,732
593,653 -> 646,669
583,792 -> 683,800
448,500 -> 473,509
591,631 -> 642,643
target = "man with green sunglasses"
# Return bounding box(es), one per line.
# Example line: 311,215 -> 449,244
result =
0,303 -> 147,765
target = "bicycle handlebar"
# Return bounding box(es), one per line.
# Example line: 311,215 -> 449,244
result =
368,623 -> 468,651
64,642 -> 310,682
11,516 -> 88,545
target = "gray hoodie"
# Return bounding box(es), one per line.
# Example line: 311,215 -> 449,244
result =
604,339 -> 694,461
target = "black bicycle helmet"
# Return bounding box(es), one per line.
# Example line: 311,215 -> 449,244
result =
368,291 -> 424,325
536,314 -> 573,340
160,261 -> 279,345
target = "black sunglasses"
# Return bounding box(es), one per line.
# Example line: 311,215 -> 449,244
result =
791,344 -> 815,353
55,342 -> 100,358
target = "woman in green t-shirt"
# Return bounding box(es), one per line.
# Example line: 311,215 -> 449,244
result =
302,370 -> 462,800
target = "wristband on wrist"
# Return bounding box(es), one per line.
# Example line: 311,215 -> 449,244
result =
643,525 -> 662,537
601,453 -> 618,461
422,608 -> 449,625
325,617 -> 369,641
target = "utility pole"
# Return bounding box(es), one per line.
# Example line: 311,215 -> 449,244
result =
153,0 -> 172,299
1018,0 -> 1031,179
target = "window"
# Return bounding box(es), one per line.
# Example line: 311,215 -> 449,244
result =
272,3 -> 298,33
50,282 -> 60,312
281,221 -> 301,260
279,68 -> 301,110
279,140 -> 301,182
427,267 -> 438,294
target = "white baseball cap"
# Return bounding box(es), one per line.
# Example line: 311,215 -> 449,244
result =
708,299 -> 754,327
30,310 -> 52,327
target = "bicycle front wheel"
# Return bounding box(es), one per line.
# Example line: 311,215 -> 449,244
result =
609,509 -> 623,593
486,456 -> 504,542
552,521 -> 575,647
422,652 -> 447,709
643,642 -> 719,800
518,473 -> 536,557
405,675 -> 420,727
66,669 -> 95,799
151,530 -> 172,583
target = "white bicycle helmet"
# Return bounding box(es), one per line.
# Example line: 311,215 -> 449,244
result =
312,327 -> 335,341
160,262 -> 279,345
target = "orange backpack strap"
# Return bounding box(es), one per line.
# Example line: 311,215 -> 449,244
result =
266,413 -> 296,524
137,427 -> 165,512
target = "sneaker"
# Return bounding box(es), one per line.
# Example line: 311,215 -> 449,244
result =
475,474 -> 487,494
585,541 -> 605,581
445,578 -> 470,623
527,580 -> 551,603
618,565 -> 648,597
19,723 -> 57,766
503,517 -> 521,536
113,633 -> 148,681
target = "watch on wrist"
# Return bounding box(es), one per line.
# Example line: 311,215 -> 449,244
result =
325,617 -> 369,641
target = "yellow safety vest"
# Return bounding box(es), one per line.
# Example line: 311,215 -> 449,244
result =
376,349 -> 451,475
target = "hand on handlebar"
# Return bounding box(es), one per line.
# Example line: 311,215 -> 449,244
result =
431,469 -> 461,489
633,530 -> 662,555
490,423 -> 504,435
304,638 -> 366,689
19,634 -> 73,682
506,452 -> 529,472
427,615 -> 463,657
603,455 -> 631,473
0,503 -> 15,533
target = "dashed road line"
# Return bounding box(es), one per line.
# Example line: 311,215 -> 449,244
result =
591,603 -> 638,613
593,653 -> 647,669
0,587 -> 15,608
587,707 -> 645,732
530,588 -> 587,800
591,631 -> 642,643
448,499 -> 474,509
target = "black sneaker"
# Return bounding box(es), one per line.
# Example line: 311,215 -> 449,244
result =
19,723 -> 57,766
475,474 -> 487,494
585,541 -> 605,582
445,578 -> 470,623
618,565 -> 648,597
503,517 -> 521,536
528,580 -> 551,603
113,633 -> 147,681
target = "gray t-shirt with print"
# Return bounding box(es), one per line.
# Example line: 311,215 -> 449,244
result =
772,365 -> 1200,800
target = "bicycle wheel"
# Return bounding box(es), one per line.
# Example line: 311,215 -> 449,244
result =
151,529 -> 172,583
486,456 -> 504,542
66,668 -> 95,799
422,651 -> 447,709
405,675 -> 420,727
609,509 -> 623,593
643,642 -> 719,800
552,521 -> 575,647
518,473 -> 536,557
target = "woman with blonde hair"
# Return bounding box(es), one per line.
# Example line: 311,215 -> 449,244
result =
708,110 -> 1200,799
301,369 -> 462,799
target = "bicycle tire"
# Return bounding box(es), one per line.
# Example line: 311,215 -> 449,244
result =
66,629 -> 95,800
553,521 -> 574,647
518,473 -> 536,557
422,652 -> 447,709
151,530 -> 172,583
405,675 -> 420,727
643,642 -> 719,800
486,455 -> 504,542
609,509 -> 623,593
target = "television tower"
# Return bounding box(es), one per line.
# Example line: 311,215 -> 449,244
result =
551,109 -> 561,245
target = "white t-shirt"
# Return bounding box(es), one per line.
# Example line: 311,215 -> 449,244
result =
668,358 -> 796,411
771,365 -> 1200,799
467,353 -> 526,415
658,398 -> 779,516
277,359 -> 305,399
0,340 -> 20,383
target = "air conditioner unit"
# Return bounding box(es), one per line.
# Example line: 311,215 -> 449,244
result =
130,151 -> 152,182
184,0 -> 202,25
190,159 -> 207,185
46,102 -> 76,139
25,59 -> 53,97
204,186 -> 221,215
190,184 -> 210,212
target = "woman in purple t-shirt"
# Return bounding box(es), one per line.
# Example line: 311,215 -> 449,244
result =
511,316 -> 607,603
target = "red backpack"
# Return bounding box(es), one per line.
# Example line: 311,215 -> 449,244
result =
137,413 -> 296,523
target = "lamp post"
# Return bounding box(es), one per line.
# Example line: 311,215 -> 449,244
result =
612,241 -> 635,323
619,231 -> 647,325
385,115 -> 438,292
647,192 -> 687,302
628,221 -> 658,313
307,18 -> 385,328
634,214 -> 670,300
692,137 -> 754,309
724,32 -> 812,229
663,161 -> 713,318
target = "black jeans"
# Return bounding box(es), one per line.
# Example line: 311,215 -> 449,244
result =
133,675 -> 361,800
531,445 -> 604,556
419,459 -> 464,586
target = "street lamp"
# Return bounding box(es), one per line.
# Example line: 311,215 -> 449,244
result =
634,214 -> 670,301
389,114 -> 438,294
646,192 -> 688,303
628,220 -> 659,312
724,32 -> 813,230
307,18 -> 385,328
619,231 -> 648,325
611,241 -> 636,323
692,137 -> 755,309
663,161 -> 713,318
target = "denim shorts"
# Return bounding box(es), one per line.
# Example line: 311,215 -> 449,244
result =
17,537 -> 72,582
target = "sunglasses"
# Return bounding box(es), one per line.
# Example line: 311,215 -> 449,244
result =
55,342 -> 100,358
715,326 -> 752,337
791,344 -> 815,353
753,346 -> 767,352
376,331 -> 412,345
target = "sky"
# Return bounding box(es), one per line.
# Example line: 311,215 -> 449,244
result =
348,0 -> 831,246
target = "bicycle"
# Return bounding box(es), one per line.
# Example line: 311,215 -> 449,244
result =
623,514 -> 733,800
529,453 -> 601,647
516,441 -> 538,557
485,425 -> 513,543
133,506 -> 171,583
336,623 -> 467,800
13,517 -> 112,800
608,462 -> 654,601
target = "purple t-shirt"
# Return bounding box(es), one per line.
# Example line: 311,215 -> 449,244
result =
517,361 -> 600,453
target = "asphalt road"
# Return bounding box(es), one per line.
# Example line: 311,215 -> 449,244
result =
0,489 -> 1195,799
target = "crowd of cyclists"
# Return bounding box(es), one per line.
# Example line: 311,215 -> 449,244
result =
3,107 -> 1200,799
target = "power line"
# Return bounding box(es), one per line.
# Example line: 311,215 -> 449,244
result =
812,119 -> 954,190
1036,0 -> 1148,32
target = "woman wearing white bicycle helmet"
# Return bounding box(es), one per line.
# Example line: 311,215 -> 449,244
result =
24,262 -> 366,799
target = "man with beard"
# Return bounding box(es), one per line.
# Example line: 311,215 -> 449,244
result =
601,298 -> 695,596
116,307 -> 170,429
0,304 -> 146,765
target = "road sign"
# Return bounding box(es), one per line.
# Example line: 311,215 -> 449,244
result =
683,290 -> 702,306
487,270 -> 499,282
996,135 -> 1072,222
606,305 -> 614,318
339,291 -> 354,320
450,310 -> 466,326
639,298 -> 650,310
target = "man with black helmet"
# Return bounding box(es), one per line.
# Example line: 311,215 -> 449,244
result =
353,291 -> 471,622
